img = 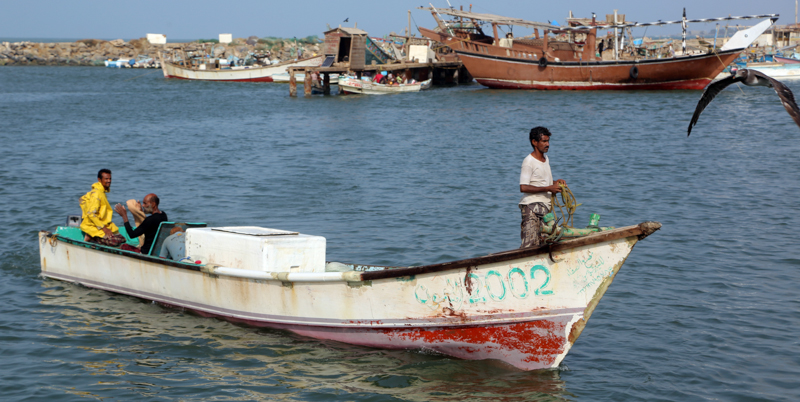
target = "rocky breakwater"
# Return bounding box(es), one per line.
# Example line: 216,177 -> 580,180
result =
0,39 -> 148,66
0,37 -> 323,66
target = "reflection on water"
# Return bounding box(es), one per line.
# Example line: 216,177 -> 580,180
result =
37,279 -> 570,401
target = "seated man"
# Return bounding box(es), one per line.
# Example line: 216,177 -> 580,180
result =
159,226 -> 186,261
80,169 -> 126,247
113,194 -> 168,253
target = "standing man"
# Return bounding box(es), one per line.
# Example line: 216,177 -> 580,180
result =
113,194 -> 168,254
519,127 -> 566,248
80,169 -> 126,246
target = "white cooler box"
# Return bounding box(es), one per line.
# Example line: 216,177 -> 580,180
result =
185,226 -> 326,273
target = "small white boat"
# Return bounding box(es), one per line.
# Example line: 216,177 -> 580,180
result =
160,55 -> 325,82
743,62 -> 800,78
39,219 -> 660,370
338,77 -> 433,95
105,58 -> 134,68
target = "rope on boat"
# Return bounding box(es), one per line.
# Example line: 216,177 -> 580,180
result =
552,183 -> 581,227
41,231 -> 58,247
545,183 -> 582,243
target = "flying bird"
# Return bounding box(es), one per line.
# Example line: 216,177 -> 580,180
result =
343,18 -> 349,23
688,68 -> 800,136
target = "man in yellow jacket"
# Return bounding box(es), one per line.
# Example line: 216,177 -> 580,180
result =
80,169 -> 126,246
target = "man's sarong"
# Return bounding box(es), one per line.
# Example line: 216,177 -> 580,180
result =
120,244 -> 141,253
90,233 -> 126,247
520,202 -> 549,249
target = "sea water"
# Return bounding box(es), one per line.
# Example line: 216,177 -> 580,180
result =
1,66 -> 799,401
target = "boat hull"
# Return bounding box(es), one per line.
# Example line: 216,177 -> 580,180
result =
773,56 -> 800,64
39,223 -> 658,370
457,51 -> 740,90
160,56 -> 324,82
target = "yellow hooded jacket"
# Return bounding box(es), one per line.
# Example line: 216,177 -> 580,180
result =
79,182 -> 119,238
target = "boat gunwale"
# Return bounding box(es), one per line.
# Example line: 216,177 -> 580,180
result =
40,221 -> 660,282
40,232 -> 203,272
360,221 -> 659,281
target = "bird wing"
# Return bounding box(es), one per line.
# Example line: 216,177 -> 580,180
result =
755,70 -> 800,130
687,74 -> 740,136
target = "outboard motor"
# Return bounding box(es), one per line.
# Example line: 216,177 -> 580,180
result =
66,215 -> 81,227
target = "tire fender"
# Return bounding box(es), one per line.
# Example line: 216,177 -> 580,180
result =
538,57 -> 548,68
630,65 -> 639,79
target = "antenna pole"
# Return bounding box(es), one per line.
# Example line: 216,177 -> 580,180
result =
682,8 -> 687,56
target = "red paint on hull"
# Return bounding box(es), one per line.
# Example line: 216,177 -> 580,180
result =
164,74 -> 274,83
168,302 -> 575,370
477,78 -> 711,90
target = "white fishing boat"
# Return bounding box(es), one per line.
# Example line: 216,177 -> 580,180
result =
39,219 -> 660,370
742,62 -> 800,78
160,55 -> 325,82
338,77 -> 432,94
105,58 -> 134,68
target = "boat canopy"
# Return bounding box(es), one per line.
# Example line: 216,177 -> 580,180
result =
418,7 -> 778,32
417,7 -> 558,30
557,14 -> 779,31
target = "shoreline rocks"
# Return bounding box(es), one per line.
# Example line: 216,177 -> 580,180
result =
0,38 -> 323,66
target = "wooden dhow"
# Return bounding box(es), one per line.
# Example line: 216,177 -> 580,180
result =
39,221 -> 660,370
419,7 -> 777,90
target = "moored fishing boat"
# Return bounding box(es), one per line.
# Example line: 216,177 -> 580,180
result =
338,76 -> 432,95
773,55 -> 800,64
39,219 -> 660,370
741,62 -> 800,78
419,7 -> 777,90
105,58 -> 134,68
160,55 -> 325,82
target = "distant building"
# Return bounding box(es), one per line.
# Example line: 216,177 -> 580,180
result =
219,34 -> 232,44
146,34 -> 166,45
772,24 -> 800,48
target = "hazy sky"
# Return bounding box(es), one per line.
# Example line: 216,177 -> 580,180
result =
1,0 -> 796,40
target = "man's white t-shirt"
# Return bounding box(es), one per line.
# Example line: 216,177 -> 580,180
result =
519,154 -> 553,208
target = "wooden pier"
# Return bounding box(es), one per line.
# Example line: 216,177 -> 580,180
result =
286,25 -> 469,96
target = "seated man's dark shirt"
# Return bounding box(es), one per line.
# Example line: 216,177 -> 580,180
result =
125,211 -> 168,253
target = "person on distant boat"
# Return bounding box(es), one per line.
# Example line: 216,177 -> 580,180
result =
113,194 -> 168,254
159,226 -> 186,260
80,169 -> 126,247
310,71 -> 322,89
519,127 -> 567,248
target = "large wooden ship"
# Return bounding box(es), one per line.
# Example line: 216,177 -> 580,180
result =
419,7 -> 777,90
